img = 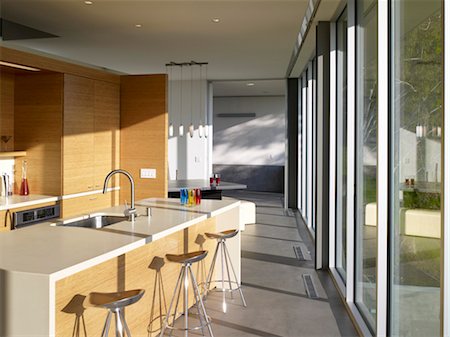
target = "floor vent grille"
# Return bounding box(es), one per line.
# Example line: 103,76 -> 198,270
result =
293,245 -> 311,261
302,274 -> 319,299
293,245 -> 305,260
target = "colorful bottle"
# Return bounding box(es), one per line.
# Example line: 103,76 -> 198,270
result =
19,160 -> 29,196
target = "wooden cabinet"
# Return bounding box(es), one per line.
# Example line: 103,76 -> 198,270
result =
93,80 -> 120,189
63,75 -> 120,195
62,191 -> 119,218
63,75 -> 95,194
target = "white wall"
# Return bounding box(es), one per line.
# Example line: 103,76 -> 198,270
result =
168,79 -> 212,180
213,96 -> 286,166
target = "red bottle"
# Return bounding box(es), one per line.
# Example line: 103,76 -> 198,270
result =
19,160 -> 29,196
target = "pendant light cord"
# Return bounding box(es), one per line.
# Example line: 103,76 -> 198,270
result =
190,64 -> 193,125
180,65 -> 183,126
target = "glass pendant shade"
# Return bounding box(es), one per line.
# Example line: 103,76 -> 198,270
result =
198,123 -> 204,138
179,124 -> 184,137
204,125 -> 209,138
169,123 -> 174,137
189,123 -> 194,138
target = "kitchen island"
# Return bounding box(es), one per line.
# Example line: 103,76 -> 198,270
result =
0,198 -> 250,337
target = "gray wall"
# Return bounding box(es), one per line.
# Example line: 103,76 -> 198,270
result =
213,96 -> 285,192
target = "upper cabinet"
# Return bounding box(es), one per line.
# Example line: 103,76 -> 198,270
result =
63,75 -> 95,194
14,73 -> 64,196
63,75 -> 120,195
93,80 -> 120,189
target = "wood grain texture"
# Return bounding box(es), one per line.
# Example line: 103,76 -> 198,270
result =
94,80 -> 120,189
14,73 -> 63,196
61,191 -> 119,218
120,75 -> 168,202
0,71 -> 15,151
63,74 -> 95,195
0,201 -> 59,232
55,217 -> 216,337
0,46 -> 120,84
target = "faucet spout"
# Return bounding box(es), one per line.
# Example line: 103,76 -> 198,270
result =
103,169 -> 136,222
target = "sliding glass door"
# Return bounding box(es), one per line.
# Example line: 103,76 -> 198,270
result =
355,0 -> 377,331
390,1 -> 443,335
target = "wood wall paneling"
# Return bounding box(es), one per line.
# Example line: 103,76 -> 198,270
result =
0,71 -> 15,151
94,80 -> 120,189
120,75 -> 168,202
55,218 -> 216,337
63,74 -> 95,195
14,73 -> 63,196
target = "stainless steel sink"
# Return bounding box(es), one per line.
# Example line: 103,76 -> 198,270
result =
57,215 -> 128,229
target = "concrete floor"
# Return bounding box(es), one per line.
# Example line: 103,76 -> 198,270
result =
165,191 -> 358,337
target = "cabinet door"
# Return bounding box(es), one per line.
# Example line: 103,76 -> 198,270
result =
63,75 -> 95,194
94,81 -> 120,189
61,191 -> 119,218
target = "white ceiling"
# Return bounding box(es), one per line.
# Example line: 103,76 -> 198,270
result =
213,79 -> 285,96
2,0 -> 308,81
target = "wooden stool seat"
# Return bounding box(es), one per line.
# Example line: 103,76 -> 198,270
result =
89,289 -> 145,310
205,229 -> 238,240
166,250 -> 208,264
89,289 -> 145,337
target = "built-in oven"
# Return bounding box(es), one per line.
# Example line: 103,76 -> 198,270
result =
13,204 -> 60,229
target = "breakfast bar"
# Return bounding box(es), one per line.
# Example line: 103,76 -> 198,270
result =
0,198 -> 247,337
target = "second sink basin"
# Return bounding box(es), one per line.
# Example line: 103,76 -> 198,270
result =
59,215 -> 128,229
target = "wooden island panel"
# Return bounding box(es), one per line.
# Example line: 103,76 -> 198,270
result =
55,217 -> 216,337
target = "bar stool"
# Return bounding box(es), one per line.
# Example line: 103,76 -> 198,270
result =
89,289 -> 145,337
160,250 -> 214,337
205,229 -> 247,313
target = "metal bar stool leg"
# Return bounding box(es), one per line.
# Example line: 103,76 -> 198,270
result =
188,266 -> 214,337
114,309 -> 124,337
220,241 -> 227,313
101,311 -> 112,337
184,264 -> 189,337
160,266 -> 184,337
169,267 -> 184,337
120,310 -> 132,337
205,243 -> 220,293
222,243 -> 234,299
224,243 -> 247,307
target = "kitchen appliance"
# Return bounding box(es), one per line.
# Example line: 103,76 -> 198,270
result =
13,204 -> 60,229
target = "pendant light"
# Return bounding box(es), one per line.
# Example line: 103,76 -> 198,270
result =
198,65 -> 204,138
189,63 -> 195,138
204,64 -> 209,138
179,64 -> 184,137
168,65 -> 174,137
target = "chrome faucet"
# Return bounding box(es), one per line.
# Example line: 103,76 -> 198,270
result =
103,169 -> 137,222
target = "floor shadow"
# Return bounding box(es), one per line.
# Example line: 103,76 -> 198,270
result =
61,294 -> 88,337
195,234 -> 208,287
147,256 -> 168,336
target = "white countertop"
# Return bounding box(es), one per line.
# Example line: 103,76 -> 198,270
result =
0,198 -> 240,281
0,194 -> 59,211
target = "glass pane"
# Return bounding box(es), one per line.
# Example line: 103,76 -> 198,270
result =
336,8 -> 348,281
390,1 -> 442,336
355,0 -> 377,331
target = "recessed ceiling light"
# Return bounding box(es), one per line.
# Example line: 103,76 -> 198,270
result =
212,18 -> 220,23
246,82 -> 255,87
84,1 -> 93,5
135,24 -> 142,28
